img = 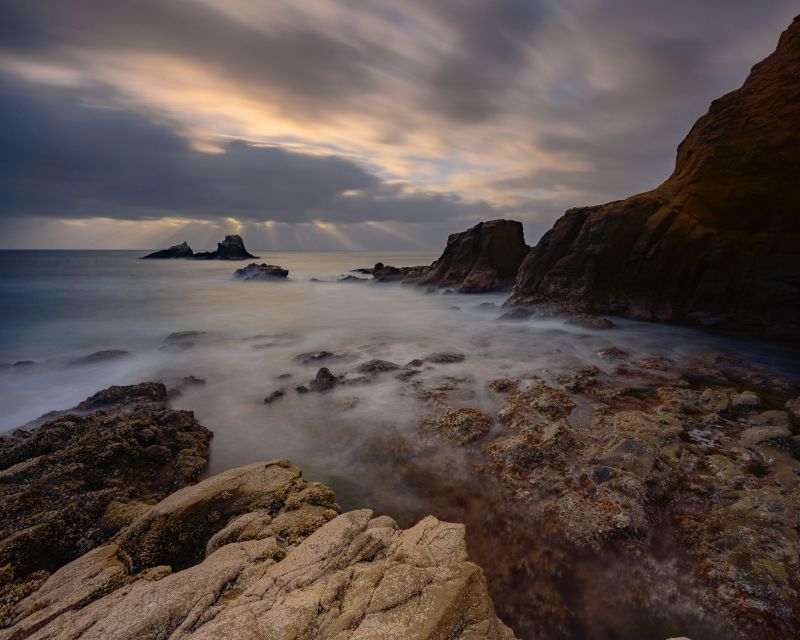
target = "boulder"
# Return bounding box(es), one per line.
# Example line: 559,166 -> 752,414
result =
232,263 -> 289,280
509,17 -> 800,339
421,219 -> 528,293
141,242 -> 194,259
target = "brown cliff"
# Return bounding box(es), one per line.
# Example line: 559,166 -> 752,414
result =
510,16 -> 800,338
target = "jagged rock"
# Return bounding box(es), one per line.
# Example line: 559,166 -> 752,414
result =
293,350 -> 345,365
509,17 -> 800,339
337,274 -> 369,283
0,383 -> 212,610
421,220 -> 528,293
311,367 -> 337,392
141,242 -> 194,259
232,263 -> 289,280
263,389 -> 285,404
0,461 -> 515,640
425,352 -> 466,364
356,359 -> 401,374
193,235 -> 257,260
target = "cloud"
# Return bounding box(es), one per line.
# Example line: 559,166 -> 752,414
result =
0,0 -> 797,248
0,73 -> 495,224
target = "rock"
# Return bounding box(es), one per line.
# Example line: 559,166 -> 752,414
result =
293,350 -> 344,365
497,307 -> 535,320
731,390 -> 761,410
420,407 -> 493,445
263,389 -> 285,404
698,388 -> 731,413
1,462 -> 515,640
421,220 -> 529,293
740,424 -> 791,446
372,263 -> 430,282
488,378 -> 519,393
192,234 -> 257,260
0,383 -> 212,604
337,274 -> 369,283
485,434 -> 542,469
12,360 -> 35,367
69,349 -> 130,365
311,367 -> 337,392
356,359 -> 400,374
596,346 -> 629,360
786,397 -> 800,426
564,315 -> 615,330
509,17 -> 800,339
232,263 -> 288,280
140,241 -> 194,259
165,375 -> 206,398
425,352 -> 466,364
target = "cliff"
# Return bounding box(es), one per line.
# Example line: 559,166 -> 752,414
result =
509,16 -> 800,338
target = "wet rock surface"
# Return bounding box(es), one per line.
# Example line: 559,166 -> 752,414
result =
232,263 -> 289,280
509,17 -> 800,339
0,460 -> 514,640
0,383 -> 212,619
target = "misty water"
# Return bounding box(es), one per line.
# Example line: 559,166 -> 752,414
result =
1,250 -> 797,639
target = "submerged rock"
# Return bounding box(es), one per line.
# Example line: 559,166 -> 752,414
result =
508,17 -> 800,339
310,367 -> 337,392
1,459 -> 515,640
232,263 -> 289,280
140,241 -> 193,259
69,349 -> 130,365
372,262 -> 430,282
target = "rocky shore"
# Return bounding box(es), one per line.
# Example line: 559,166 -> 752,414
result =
0,386 -> 513,639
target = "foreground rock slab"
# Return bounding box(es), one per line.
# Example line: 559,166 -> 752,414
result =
0,460 -> 515,640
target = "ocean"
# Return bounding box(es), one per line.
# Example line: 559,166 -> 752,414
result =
1,249 -> 797,639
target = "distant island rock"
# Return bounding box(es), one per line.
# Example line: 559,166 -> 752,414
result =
140,241 -> 193,259
370,219 -> 529,293
232,263 -> 289,280
141,235 -> 257,260
509,16 -> 800,339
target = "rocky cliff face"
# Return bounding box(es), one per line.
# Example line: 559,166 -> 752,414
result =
510,16 -> 800,338
0,460 -> 515,640
422,220 -> 528,293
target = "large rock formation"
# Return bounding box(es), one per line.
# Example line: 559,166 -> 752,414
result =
0,383 -> 212,615
193,234 -> 257,260
371,219 -> 528,292
141,235 -> 257,260
421,220 -> 528,293
510,17 -> 800,339
0,460 -> 515,640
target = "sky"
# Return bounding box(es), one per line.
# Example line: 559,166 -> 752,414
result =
0,1 -> 796,250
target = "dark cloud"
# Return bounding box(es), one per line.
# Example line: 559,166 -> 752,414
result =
422,0 -> 549,122
0,0 -> 380,113
0,74 -> 495,224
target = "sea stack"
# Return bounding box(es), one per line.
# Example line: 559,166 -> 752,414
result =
192,234 -> 257,260
509,17 -> 800,339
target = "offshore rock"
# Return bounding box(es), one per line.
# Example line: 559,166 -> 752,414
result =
0,460 -> 515,640
232,263 -> 289,280
193,234 -> 257,260
509,17 -> 800,339
140,242 -> 194,259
